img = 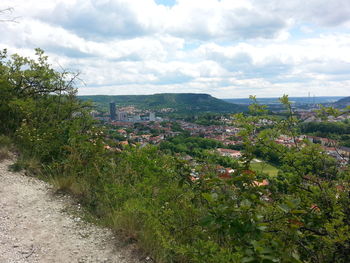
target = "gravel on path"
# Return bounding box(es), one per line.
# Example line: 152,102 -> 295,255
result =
0,159 -> 144,263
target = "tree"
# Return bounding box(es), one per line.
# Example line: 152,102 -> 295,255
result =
0,48 -> 80,134
0,49 -> 94,164
225,95 -> 350,262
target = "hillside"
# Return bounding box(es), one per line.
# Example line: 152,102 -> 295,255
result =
225,96 -> 343,105
333,96 -> 350,108
79,93 -> 246,113
0,159 -> 140,263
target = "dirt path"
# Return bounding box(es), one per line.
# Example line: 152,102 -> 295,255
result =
0,159 -> 144,263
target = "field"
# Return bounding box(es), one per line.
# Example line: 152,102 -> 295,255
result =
250,160 -> 279,177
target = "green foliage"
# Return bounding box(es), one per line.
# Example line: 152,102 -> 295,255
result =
191,113 -> 226,126
2,50 -> 350,262
232,95 -> 350,262
170,121 -> 184,132
0,134 -> 12,146
0,48 -> 78,134
159,135 -> 239,168
250,161 -> 279,177
316,106 -> 341,121
161,136 -> 223,153
301,121 -> 350,135
300,121 -> 350,147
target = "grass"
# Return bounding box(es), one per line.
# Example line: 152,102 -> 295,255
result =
0,135 -> 12,146
0,146 -> 11,161
250,161 -> 279,177
9,156 -> 42,176
48,172 -> 89,198
0,135 -> 12,161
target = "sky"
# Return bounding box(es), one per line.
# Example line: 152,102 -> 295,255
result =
1,0 -> 350,98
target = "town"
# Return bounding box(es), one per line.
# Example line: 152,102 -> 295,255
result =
90,102 -> 350,177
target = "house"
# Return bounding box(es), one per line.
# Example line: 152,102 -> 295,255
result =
181,155 -> 193,161
223,140 -> 239,146
149,135 -> 164,144
141,134 -> 152,140
217,166 -> 235,179
306,136 -> 338,147
253,179 -> 269,187
217,148 -> 242,158
117,129 -> 127,135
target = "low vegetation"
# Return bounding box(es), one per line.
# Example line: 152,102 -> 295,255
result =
0,146 -> 10,160
0,135 -> 12,160
1,49 -> 350,262
159,135 -> 242,169
300,121 -> 350,147
250,161 -> 279,177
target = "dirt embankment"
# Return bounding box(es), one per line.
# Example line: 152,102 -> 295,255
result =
0,159 -> 144,263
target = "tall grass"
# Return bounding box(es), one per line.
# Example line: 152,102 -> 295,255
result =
0,146 -> 10,161
0,135 -> 12,161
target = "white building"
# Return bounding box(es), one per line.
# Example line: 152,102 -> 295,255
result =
149,112 -> 156,121
117,111 -> 128,121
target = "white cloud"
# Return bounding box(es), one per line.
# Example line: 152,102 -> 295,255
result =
5,0 -> 287,41
0,0 -> 349,98
252,0 -> 350,27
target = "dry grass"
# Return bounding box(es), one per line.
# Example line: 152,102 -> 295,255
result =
49,175 -> 87,197
0,135 -> 11,147
0,135 -> 12,161
8,157 -> 42,177
23,157 -> 42,175
0,146 -> 11,161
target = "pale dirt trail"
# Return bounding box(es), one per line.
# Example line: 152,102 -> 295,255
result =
0,158 -> 144,263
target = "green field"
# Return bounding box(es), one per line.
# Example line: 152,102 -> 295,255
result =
250,161 -> 279,177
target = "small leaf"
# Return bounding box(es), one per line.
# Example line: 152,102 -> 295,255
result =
291,209 -> 307,214
202,193 -> 213,202
278,203 -> 290,213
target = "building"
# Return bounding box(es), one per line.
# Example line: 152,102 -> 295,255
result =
109,102 -> 116,120
133,115 -> 141,122
117,111 -> 128,121
149,112 -> 156,121
306,136 -> 337,147
217,148 -> 242,158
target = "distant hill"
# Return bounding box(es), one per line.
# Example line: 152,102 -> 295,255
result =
79,93 -> 246,114
224,96 -> 343,105
333,96 -> 350,108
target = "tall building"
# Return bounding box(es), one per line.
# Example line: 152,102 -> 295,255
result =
109,102 -> 116,120
149,112 -> 156,121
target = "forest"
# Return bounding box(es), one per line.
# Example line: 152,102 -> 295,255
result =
1,50 -> 350,263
